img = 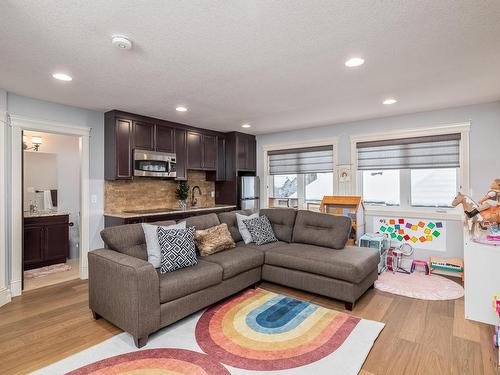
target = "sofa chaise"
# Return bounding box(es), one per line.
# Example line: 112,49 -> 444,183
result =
89,208 -> 379,347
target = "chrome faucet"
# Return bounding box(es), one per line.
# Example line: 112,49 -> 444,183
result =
191,186 -> 202,207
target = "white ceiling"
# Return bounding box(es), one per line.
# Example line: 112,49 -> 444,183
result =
1,1 -> 500,134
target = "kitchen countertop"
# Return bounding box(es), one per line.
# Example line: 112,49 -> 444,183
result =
24,211 -> 69,218
104,205 -> 237,219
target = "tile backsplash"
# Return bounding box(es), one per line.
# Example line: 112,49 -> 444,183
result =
105,171 -> 215,213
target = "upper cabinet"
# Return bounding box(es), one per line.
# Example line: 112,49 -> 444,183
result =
187,131 -> 218,170
187,131 -> 203,169
133,120 -> 155,151
105,114 -> 133,180
156,124 -> 175,153
235,133 -> 256,171
104,110 -> 237,181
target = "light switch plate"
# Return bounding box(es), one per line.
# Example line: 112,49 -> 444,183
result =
91,194 -> 97,204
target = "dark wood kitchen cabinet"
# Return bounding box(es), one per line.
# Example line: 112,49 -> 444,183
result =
187,131 -> 203,169
235,132 -> 256,172
203,134 -> 217,170
24,214 -> 69,270
156,124 -> 175,153
104,110 -> 251,181
187,131 -> 218,170
105,115 -> 133,180
133,120 -> 155,151
175,128 -> 188,180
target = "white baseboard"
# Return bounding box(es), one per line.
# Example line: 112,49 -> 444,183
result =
10,279 -> 22,297
0,287 -> 12,307
80,266 -> 88,280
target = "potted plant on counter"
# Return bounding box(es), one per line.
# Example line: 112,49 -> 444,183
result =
175,181 -> 189,210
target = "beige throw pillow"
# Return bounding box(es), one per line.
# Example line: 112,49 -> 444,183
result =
195,223 -> 236,256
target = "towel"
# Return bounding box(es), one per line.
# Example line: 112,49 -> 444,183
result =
43,190 -> 53,210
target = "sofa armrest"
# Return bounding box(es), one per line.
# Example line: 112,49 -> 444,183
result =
88,249 -> 160,340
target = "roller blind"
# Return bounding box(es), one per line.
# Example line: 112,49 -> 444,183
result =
268,145 -> 333,175
357,133 -> 461,170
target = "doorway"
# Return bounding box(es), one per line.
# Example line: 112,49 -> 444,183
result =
8,115 -> 90,297
22,130 -> 81,291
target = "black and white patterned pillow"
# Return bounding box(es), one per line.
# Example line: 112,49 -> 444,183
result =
158,226 -> 197,273
243,215 -> 278,245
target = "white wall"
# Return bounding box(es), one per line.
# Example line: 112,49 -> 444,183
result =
2,92 -> 105,287
257,101 -> 500,259
0,89 -> 7,296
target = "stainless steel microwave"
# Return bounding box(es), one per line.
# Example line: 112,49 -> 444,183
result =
134,150 -> 176,178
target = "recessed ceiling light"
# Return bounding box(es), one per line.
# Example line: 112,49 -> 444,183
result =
52,73 -> 72,81
345,57 -> 365,67
241,124 -> 251,128
176,106 -> 188,112
383,98 -> 398,105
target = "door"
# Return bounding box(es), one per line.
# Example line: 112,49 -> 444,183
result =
23,225 -> 44,269
156,124 -> 175,153
187,131 -> 203,169
116,119 -> 133,179
44,222 -> 69,262
134,121 -> 155,151
202,134 -> 217,170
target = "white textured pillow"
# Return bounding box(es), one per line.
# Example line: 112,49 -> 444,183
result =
236,212 -> 259,244
142,221 -> 186,268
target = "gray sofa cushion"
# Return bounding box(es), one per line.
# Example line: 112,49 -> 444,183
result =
100,220 -> 177,260
202,245 -> 264,280
265,243 -> 379,283
217,210 -> 254,242
157,259 -> 223,303
292,210 -> 351,249
182,213 -> 220,230
259,208 -> 297,243
245,240 -> 289,253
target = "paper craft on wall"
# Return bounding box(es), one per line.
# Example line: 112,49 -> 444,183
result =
373,216 -> 446,251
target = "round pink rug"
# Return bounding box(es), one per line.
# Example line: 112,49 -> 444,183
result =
375,272 -> 464,300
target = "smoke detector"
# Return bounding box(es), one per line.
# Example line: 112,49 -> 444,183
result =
112,35 -> 132,50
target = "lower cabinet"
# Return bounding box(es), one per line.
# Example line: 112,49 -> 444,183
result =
24,215 -> 69,270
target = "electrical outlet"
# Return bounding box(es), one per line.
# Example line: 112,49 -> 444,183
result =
91,194 -> 97,204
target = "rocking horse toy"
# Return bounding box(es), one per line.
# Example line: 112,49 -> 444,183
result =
452,179 -> 500,245
452,192 -> 500,229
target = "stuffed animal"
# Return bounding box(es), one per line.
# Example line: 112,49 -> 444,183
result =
478,179 -> 500,211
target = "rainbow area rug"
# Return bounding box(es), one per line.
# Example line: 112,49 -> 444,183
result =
33,289 -> 384,375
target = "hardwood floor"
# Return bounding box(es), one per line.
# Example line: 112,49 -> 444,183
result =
0,279 -> 498,375
23,258 -> 80,291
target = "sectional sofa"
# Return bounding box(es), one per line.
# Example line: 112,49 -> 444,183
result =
89,208 -> 379,347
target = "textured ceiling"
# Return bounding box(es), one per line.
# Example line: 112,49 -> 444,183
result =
1,1 -> 500,134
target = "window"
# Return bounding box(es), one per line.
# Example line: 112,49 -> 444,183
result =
362,170 -> 400,205
356,132 -> 464,210
272,174 -> 297,198
267,145 -> 334,210
270,172 -> 333,209
411,168 -> 457,207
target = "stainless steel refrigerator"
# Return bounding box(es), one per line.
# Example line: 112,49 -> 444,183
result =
239,176 -> 260,211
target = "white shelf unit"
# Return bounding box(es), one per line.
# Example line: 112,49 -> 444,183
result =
464,230 -> 500,327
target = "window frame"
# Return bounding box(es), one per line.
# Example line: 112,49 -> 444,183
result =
263,138 -> 338,210
351,123 -> 470,220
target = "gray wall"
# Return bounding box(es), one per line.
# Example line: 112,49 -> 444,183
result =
257,101 -> 500,259
4,93 -> 105,274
